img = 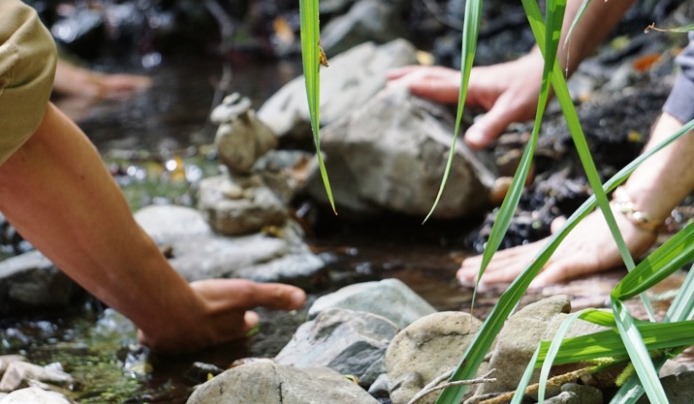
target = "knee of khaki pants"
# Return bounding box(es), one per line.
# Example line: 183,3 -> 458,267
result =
0,0 -> 58,166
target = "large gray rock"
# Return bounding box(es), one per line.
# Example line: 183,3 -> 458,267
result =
306,85 -> 496,218
0,251 -> 83,315
257,39 -> 418,140
275,308 -> 399,388
308,278 -> 436,329
320,0 -> 410,55
134,205 -> 324,284
385,311 -> 482,404
186,360 -> 378,404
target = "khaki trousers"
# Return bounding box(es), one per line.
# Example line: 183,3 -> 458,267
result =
0,0 -> 57,165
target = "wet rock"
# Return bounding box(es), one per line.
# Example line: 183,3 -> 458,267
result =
275,308 -> 399,388
306,85 -> 496,218
0,387 -> 71,404
186,359 -> 378,404
477,296 -> 571,396
0,361 -> 73,392
308,278 -> 436,329
541,383 -> 602,404
197,175 -> 288,236
211,93 -> 278,175
477,295 -> 606,397
257,39 -> 418,140
320,0 -> 410,56
0,252 -> 83,315
638,371 -> 694,404
368,373 -> 390,401
134,205 -> 324,284
385,311 -> 483,404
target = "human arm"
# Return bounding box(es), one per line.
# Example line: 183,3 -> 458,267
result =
0,103 -> 306,353
387,0 -> 635,149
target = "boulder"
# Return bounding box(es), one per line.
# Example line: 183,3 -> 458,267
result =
385,311 -> 482,404
275,308 -> 399,388
257,39 -> 418,140
186,360 -> 378,404
305,85 -> 496,218
308,278 -> 436,329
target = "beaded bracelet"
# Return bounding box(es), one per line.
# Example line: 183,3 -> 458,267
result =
611,186 -> 664,233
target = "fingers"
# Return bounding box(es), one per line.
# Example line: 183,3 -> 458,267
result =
244,282 -> 307,310
190,279 -> 306,312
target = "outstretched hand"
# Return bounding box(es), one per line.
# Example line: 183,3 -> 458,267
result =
387,51 -> 544,149
457,210 -> 657,289
137,279 -> 306,353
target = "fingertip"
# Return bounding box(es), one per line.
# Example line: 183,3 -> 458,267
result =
244,310 -> 260,329
464,125 -> 496,150
288,287 -> 307,309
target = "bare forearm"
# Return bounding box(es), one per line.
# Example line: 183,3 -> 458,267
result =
0,104 -> 203,340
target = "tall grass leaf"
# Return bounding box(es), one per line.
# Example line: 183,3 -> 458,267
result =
437,3 -> 568,401
665,262 -> 694,322
536,320 -> 694,364
432,115 -> 688,403
511,347 -> 541,404
612,263 -> 694,403
472,0 -> 565,304
537,308 -> 605,402
423,0 -> 482,223
611,299 -> 668,403
612,222 -> 694,300
299,0 -> 337,214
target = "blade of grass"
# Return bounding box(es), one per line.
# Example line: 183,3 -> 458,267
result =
611,263 -> 694,403
612,222 -> 694,300
423,0 -> 482,223
435,86 -> 694,404
436,1 -> 567,402
610,299 -> 668,403
299,0 -> 337,214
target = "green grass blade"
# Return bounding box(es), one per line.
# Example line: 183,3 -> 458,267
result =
611,299 -> 668,403
435,114 -> 693,404
536,320 -> 694,364
612,263 -> 694,403
511,347 -> 541,404
472,0 -> 565,300
436,2 -> 565,400
612,222 -> 694,300
423,0 -> 482,223
299,0 -> 337,214
666,262 -> 694,322
537,308 -> 608,401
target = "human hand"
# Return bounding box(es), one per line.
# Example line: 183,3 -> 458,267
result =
387,52 -> 544,149
137,279 -> 306,353
457,209 -> 657,288
54,60 -> 152,101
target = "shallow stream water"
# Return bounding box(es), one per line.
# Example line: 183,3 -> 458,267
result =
2,56 -> 512,402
